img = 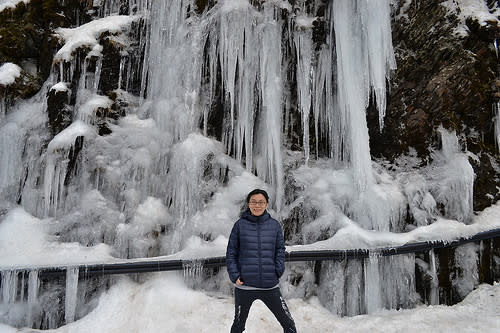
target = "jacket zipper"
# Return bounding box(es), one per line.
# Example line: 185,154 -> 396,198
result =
257,221 -> 262,286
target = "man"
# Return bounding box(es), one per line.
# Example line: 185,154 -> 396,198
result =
226,189 -> 297,332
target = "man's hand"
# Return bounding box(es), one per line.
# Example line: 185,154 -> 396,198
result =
236,277 -> 244,286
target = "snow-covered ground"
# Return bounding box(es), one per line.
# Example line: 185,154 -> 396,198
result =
0,273 -> 498,333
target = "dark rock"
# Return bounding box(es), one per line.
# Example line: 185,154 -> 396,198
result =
0,70 -> 41,103
194,0 -> 217,14
46,85 -> 72,135
369,0 -> 500,212
470,152 -> 500,211
64,135 -> 84,186
99,33 -> 124,95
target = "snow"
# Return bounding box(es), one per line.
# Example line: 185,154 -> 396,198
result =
0,0 -> 29,12
54,15 -> 138,62
50,82 -> 69,92
442,0 -> 500,36
77,94 -> 113,124
290,202 -> 500,252
47,120 -> 96,152
0,63 -> 21,86
0,273 -> 496,333
0,208 -> 115,268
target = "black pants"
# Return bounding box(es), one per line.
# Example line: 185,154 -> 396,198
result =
231,287 -> 296,333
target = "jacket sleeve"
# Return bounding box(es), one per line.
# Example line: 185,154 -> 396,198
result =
226,221 -> 240,283
274,222 -> 286,278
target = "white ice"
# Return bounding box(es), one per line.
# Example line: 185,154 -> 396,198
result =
0,208 -> 114,269
49,82 -> 69,93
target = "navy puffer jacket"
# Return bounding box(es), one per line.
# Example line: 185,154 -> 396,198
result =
226,210 -> 286,288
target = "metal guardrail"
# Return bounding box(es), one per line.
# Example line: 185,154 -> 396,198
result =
2,228 -> 500,279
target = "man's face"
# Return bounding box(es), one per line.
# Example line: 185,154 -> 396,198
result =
248,193 -> 268,216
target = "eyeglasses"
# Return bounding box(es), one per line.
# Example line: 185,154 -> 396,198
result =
249,201 -> 267,206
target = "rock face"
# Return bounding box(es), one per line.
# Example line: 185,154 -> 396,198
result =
368,0 -> 500,213
0,1 -> 94,101
46,85 -> 72,135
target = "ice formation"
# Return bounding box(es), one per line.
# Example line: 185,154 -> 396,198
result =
0,0 -> 496,329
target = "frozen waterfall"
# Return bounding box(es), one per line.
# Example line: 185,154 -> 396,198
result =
0,0 -> 487,330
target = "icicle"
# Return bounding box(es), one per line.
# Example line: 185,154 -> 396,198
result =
255,3 -> 285,210
0,95 -> 5,123
139,16 -> 150,102
494,102 -> 500,153
43,121 -> 96,217
364,252 -> 382,314
93,57 -> 103,94
216,0 -> 259,167
118,57 -> 126,90
381,254 -> 417,310
27,270 -> 40,327
317,261 -> 346,316
59,62 -> 64,82
80,58 -> 89,91
165,133 -> 221,221
345,260 -> 363,316
429,249 -> 439,305
182,259 -> 204,279
293,20 -> 314,164
332,0 -> 373,192
327,0 -> 396,191
70,60 -> 76,86
313,37 -> 337,160
1,270 -> 18,304
43,155 -> 69,217
65,266 -> 79,324
19,272 -> 25,302
0,122 -> 24,201
428,126 -> 474,223
453,243 -> 479,299
361,0 -> 396,129
493,40 -> 500,153
182,259 -> 205,289
146,0 -> 204,139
